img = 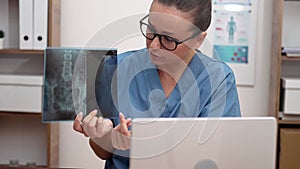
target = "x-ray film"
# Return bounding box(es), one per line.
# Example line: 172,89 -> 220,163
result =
43,47 -> 117,122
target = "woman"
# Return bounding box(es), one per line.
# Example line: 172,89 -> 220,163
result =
74,0 -> 241,168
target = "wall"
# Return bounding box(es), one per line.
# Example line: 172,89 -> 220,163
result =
59,0 -> 152,168
281,1 -> 300,77
237,0 -> 273,117
282,1 -> 300,47
59,0 -> 274,168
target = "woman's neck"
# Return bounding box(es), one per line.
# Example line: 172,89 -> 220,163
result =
157,51 -> 194,81
157,53 -> 194,97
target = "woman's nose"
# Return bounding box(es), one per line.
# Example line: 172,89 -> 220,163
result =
149,36 -> 162,49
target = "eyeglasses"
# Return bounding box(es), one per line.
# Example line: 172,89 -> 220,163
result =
139,14 -> 200,51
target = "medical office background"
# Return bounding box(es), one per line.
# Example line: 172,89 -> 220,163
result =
1,0 -> 300,168
59,0 -> 271,168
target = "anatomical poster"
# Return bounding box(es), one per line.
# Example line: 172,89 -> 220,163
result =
211,0 -> 257,86
213,10 -> 250,64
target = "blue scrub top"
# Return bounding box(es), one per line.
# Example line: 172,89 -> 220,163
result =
95,48 -> 241,169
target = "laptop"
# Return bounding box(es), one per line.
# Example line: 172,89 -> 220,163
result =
130,117 -> 277,169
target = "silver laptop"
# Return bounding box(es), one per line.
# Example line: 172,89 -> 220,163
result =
130,117 -> 276,169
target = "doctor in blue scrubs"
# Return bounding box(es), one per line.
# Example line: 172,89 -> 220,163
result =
73,0 -> 241,168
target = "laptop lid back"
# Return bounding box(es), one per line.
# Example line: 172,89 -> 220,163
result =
130,117 -> 276,169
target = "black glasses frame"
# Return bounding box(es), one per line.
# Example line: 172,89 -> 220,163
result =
139,14 -> 200,51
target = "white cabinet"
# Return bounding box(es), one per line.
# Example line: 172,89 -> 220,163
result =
0,75 -> 43,113
0,0 -> 60,168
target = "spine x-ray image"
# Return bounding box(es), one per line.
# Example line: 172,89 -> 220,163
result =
43,48 -> 117,122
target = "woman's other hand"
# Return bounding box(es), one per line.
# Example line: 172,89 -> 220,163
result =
111,112 -> 132,150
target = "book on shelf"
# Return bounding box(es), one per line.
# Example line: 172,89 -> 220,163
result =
281,47 -> 300,57
279,112 -> 300,121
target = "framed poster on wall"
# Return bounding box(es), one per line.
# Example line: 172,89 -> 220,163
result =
213,0 -> 251,5
210,0 -> 257,86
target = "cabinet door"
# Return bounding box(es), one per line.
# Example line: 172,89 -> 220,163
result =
279,128 -> 300,169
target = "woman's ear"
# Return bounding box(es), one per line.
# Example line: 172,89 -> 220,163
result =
194,32 -> 207,49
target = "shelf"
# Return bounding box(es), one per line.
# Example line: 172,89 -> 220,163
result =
0,165 -> 78,169
0,111 -> 42,118
0,165 -> 47,169
278,112 -> 300,123
0,49 -> 44,55
269,0 -> 300,168
278,119 -> 300,125
282,55 -> 300,61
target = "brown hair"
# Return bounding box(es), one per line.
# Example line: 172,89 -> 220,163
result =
152,0 -> 212,32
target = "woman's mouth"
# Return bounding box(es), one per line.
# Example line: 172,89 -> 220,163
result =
149,51 -> 164,60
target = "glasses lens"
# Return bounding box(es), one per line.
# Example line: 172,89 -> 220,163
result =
139,14 -> 178,51
161,36 -> 177,51
140,23 -> 177,50
140,23 -> 155,40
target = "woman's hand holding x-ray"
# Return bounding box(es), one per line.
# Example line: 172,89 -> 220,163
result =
73,110 -> 132,151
